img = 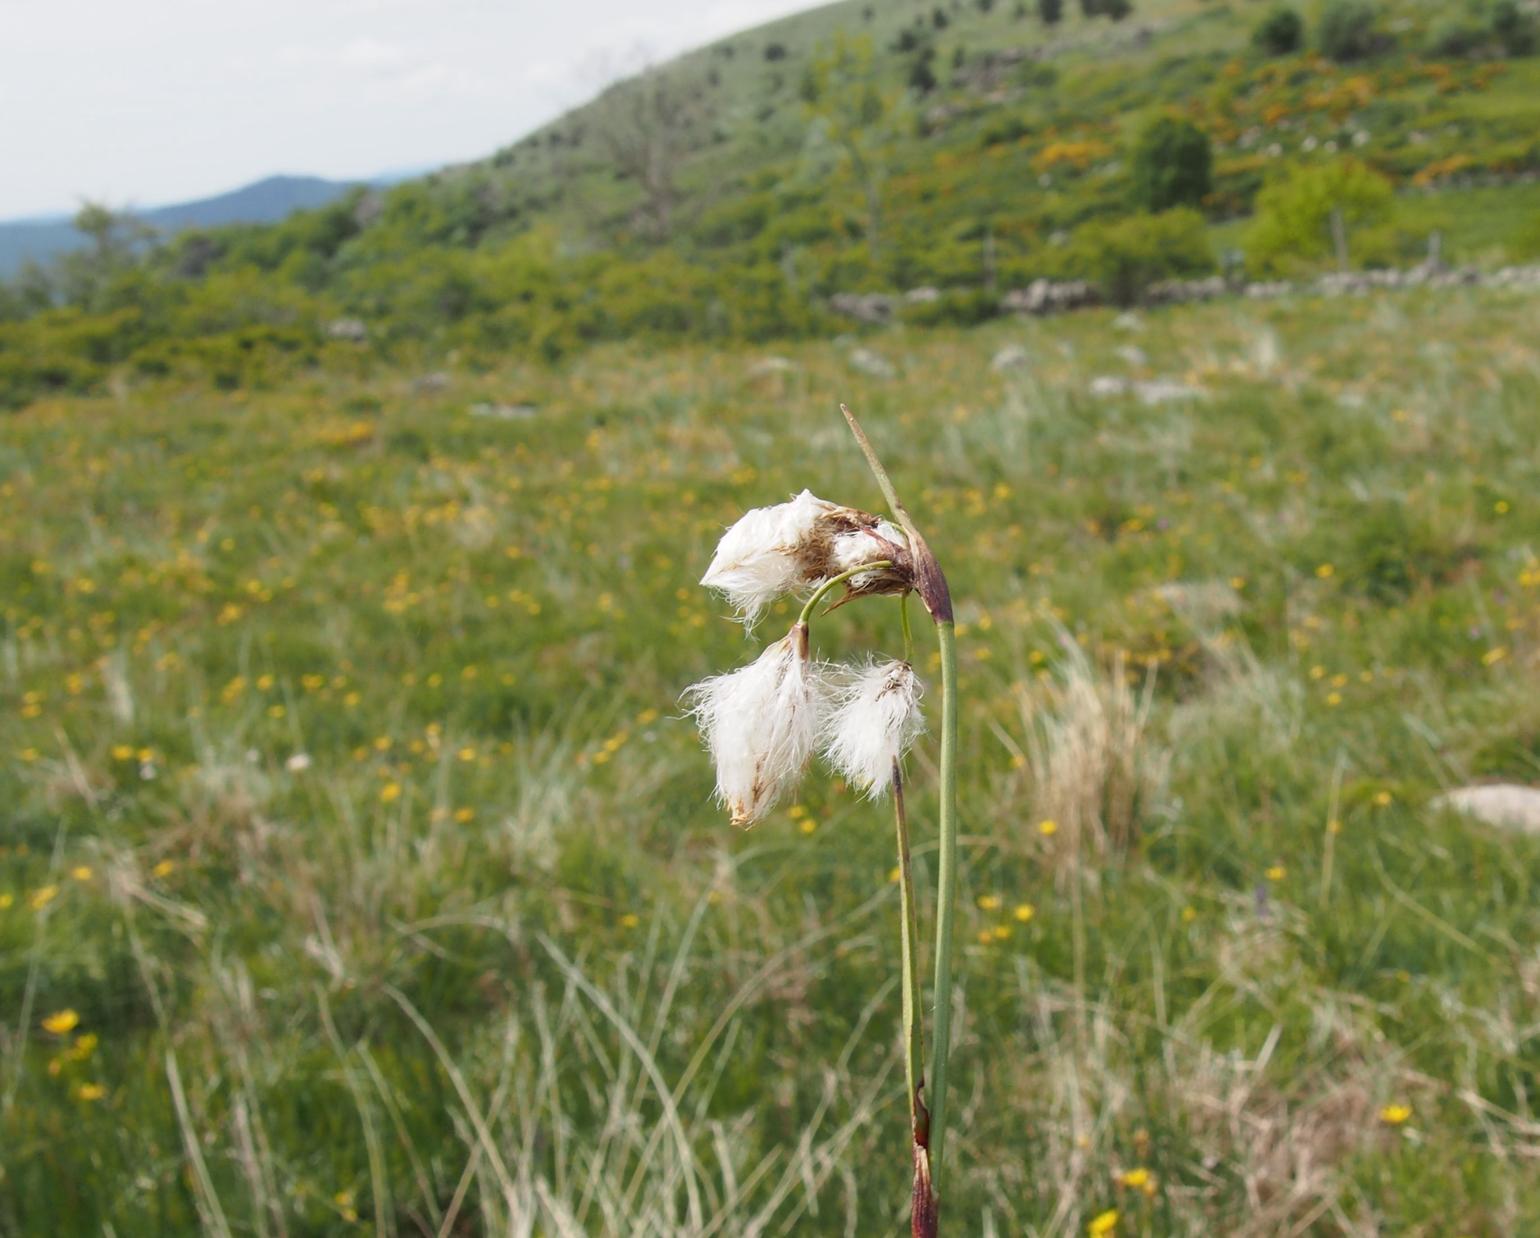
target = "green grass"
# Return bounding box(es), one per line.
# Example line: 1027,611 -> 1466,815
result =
4,285 -> 1540,1233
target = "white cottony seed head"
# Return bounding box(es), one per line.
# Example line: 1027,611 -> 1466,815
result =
822,660 -> 925,798
683,626 -> 829,826
700,490 -> 833,627
701,490 -> 906,627
831,518 -> 908,585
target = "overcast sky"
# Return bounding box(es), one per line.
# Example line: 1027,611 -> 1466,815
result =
0,0 -> 816,220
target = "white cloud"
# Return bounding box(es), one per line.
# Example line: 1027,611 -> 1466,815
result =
0,0 -> 818,218
339,38 -> 411,70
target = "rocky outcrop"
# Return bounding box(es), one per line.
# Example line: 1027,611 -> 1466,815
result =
827,262 -> 1540,325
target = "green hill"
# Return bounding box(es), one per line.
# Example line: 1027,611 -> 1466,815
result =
2,0 -> 1539,406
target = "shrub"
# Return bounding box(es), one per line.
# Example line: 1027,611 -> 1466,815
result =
1038,0 -> 1063,22
908,44 -> 939,94
1428,17 -> 1490,58
1492,0 -> 1538,56
900,288 -> 1000,327
1245,159 -> 1394,273
1062,209 -> 1213,306
1252,7 -> 1304,56
1130,117 -> 1213,212
1318,0 -> 1378,62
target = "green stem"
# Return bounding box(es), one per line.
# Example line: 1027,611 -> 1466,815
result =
928,617 -> 960,1196
796,561 -> 892,628
891,761 -> 926,1146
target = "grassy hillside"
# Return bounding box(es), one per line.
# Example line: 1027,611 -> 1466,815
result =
3,0 -> 1539,410
4,286 -> 1539,1232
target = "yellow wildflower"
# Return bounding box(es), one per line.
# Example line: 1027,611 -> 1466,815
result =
1088,1209 -> 1119,1236
42,1009 -> 80,1035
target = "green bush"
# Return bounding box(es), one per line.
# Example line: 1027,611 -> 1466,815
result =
1245,159 -> 1395,274
1492,0 -> 1538,56
1062,208 -> 1213,306
1130,117 -> 1213,212
1318,0 -> 1379,62
899,287 -> 1000,326
1252,7 -> 1304,56
1428,17 -> 1491,58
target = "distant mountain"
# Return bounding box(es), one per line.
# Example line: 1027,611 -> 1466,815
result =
0,174 -> 388,276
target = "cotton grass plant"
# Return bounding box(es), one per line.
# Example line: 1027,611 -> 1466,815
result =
685,406 -> 960,1235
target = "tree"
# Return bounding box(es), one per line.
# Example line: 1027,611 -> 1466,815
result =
73,201 -> 149,266
55,201 -> 155,311
1318,1 -> 1378,62
803,35 -> 902,258
1252,7 -> 1304,55
1130,117 -> 1212,212
1038,0 -> 1063,23
588,64 -> 701,241
1102,0 -> 1133,20
1245,159 -> 1394,272
1492,0 -> 1538,56
908,40 -> 940,95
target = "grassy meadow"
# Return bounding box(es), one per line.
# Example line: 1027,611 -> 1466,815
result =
4,285 -> 1540,1234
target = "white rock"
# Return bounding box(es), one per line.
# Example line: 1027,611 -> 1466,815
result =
1133,379 -> 1205,405
1089,375 -> 1130,397
1431,785 -> 1540,835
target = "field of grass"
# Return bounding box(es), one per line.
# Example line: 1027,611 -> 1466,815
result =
4,285 -> 1540,1233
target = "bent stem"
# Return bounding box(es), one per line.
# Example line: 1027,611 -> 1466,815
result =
797,561 -> 893,628
840,403 -> 959,1215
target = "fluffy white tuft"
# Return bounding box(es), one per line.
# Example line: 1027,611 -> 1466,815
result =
683,629 -> 830,826
830,519 -> 908,588
822,660 -> 925,798
700,490 -> 837,627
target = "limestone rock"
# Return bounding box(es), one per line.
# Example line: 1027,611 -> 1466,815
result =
1431,784 -> 1540,836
